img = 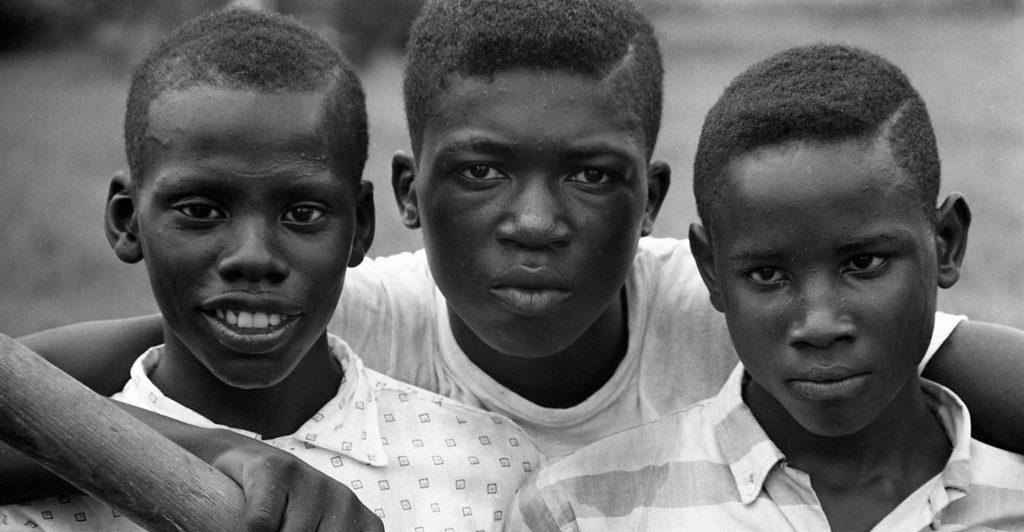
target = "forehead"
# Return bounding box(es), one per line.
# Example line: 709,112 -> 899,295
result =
145,86 -> 331,169
711,139 -> 928,252
421,69 -> 646,159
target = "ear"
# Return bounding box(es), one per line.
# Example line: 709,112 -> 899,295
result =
105,171 -> 143,264
641,160 -> 671,236
934,193 -> 971,289
347,180 -> 376,267
391,151 -> 420,229
688,222 -> 725,312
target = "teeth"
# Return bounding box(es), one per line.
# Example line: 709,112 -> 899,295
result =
213,309 -> 288,329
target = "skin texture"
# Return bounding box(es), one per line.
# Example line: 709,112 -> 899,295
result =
690,137 -> 970,531
109,87 -> 373,437
100,86 -> 382,530
392,68 -> 669,407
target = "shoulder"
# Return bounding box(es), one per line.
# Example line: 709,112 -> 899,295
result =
633,236 -> 707,302
532,401 -> 719,496
937,440 -> 1024,527
332,250 -> 440,369
635,236 -> 693,267
966,439 -> 1024,490
364,364 -> 539,443
512,403 -> 729,528
344,249 -> 432,293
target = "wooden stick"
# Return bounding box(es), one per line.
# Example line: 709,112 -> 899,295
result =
0,334 -> 246,531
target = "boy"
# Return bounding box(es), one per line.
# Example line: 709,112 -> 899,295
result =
11,0 -> 1024,479
0,8 -> 540,531
508,44 -> 1024,531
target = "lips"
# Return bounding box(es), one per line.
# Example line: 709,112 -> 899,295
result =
201,294 -> 302,354
490,266 -> 572,315
490,287 -> 571,315
789,371 -> 868,401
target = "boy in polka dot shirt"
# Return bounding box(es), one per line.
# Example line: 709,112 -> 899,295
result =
0,8 -> 538,532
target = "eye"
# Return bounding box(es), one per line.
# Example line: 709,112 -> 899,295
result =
747,267 -> 788,286
175,202 -> 224,221
843,254 -> 888,274
282,205 -> 325,225
458,164 -> 506,180
566,168 -> 614,185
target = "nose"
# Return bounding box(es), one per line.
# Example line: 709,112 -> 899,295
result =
496,179 -> 571,249
787,276 -> 855,349
217,217 -> 289,284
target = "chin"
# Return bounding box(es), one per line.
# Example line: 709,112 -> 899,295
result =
798,414 -> 872,439
492,333 -> 577,359
211,367 -> 291,390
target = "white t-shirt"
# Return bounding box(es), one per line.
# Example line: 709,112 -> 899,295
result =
334,237 -> 963,459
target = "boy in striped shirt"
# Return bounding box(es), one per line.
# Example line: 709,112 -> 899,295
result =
509,44 -> 1024,531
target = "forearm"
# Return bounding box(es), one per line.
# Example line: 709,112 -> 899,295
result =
923,320 -> 1024,453
18,315 -> 164,396
0,441 -> 80,502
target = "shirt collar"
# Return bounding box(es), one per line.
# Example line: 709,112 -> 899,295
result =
921,378 -> 972,498
119,334 -> 388,467
707,365 -> 975,507
708,366 -> 786,505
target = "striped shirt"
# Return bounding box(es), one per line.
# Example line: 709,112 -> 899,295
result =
508,365 -> 1024,531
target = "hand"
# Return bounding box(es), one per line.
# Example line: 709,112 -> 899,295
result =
208,433 -> 383,531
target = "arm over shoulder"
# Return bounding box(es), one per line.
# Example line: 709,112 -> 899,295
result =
923,320 -> 1024,454
330,251 -> 439,381
18,314 -> 163,396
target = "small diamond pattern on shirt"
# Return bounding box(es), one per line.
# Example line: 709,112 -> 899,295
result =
0,336 -> 541,531
293,372 -> 539,531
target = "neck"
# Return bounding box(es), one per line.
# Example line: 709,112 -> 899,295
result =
152,325 -> 343,439
454,289 -> 629,408
745,374 -> 951,529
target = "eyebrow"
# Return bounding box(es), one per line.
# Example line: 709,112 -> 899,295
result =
438,135 -> 636,161
725,233 -> 907,263
150,171 -> 344,198
151,175 -> 242,199
834,233 -> 906,255
438,136 -> 516,157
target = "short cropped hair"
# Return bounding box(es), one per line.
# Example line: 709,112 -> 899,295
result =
125,8 -> 368,182
693,43 -> 940,225
403,0 -> 663,159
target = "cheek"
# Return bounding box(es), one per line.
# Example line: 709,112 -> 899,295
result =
420,188 -> 489,245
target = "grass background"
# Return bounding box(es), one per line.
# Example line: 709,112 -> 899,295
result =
1,5 -> 1022,337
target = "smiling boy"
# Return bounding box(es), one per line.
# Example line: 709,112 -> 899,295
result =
509,44 -> 1024,531
0,9 -> 541,531
12,0 -> 1024,471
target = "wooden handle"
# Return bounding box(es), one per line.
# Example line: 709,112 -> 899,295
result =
0,334 -> 246,531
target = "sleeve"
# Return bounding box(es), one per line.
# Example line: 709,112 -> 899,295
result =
919,311 -> 968,374
505,472 -> 577,532
329,251 -> 440,383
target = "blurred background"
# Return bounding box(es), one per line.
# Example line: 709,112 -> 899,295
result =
1,0 -> 1021,337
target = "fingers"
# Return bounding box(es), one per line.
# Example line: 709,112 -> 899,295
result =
213,442 -> 380,532
232,455 -> 290,532
311,495 -> 384,532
